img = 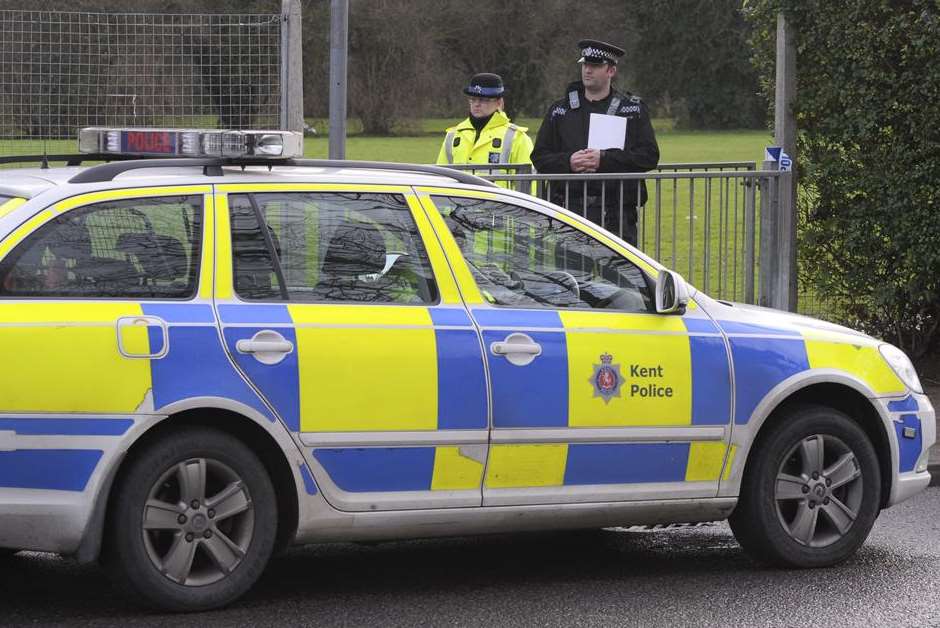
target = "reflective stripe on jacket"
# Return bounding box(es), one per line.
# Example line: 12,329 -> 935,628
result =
435,110 -> 534,192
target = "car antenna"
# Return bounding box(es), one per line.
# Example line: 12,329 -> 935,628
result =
41,138 -> 49,169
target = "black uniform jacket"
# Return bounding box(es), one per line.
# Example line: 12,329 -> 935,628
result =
532,81 -> 660,209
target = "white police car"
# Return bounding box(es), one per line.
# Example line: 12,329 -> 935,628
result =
0,128 -> 933,611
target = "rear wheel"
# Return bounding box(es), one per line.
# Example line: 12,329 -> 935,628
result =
729,404 -> 881,568
105,427 -> 277,611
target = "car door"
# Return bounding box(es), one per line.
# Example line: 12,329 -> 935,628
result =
0,188 -> 223,493
214,186 -> 489,511
421,191 -> 734,507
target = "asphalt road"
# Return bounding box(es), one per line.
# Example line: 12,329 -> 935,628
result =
3,487 -> 940,627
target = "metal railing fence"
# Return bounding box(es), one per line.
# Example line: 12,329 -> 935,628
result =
445,163 -> 788,309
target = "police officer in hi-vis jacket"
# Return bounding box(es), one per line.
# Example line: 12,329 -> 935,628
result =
436,73 -> 534,190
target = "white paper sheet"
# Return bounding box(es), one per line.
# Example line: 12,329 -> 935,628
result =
587,113 -> 627,150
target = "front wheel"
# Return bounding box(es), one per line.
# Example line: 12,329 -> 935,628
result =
105,427 -> 277,611
729,404 -> 881,568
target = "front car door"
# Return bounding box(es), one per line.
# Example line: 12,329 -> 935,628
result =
422,191 -> 733,507
214,186 -> 489,511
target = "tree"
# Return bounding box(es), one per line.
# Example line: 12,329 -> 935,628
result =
746,0 -> 940,357
629,0 -> 765,129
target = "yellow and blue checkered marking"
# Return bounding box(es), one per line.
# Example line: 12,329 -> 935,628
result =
143,303 -> 275,421
484,441 -> 732,488
473,308 -> 732,428
219,304 -> 487,433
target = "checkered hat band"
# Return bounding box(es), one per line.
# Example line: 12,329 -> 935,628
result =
467,85 -> 503,97
581,47 -> 615,61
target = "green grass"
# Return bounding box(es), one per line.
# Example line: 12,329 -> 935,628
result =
300,118 -> 770,165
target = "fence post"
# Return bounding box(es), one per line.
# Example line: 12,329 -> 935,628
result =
280,0 -> 304,133
774,170 -> 795,311
328,0 -> 349,160
774,11 -> 798,311
758,171 -> 778,308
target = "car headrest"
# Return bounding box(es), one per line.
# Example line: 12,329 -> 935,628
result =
116,232 -> 188,281
321,221 -> 387,277
51,221 -> 93,260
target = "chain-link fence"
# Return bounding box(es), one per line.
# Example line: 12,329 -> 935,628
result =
0,8 -> 292,162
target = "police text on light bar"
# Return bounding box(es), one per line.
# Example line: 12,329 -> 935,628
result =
78,128 -> 304,159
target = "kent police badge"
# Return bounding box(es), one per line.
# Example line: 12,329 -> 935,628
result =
590,352 -> 622,403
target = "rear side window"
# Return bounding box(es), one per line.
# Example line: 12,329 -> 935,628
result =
230,192 -> 438,305
0,195 -> 202,299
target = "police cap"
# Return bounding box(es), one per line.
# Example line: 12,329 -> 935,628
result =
463,73 -> 504,98
577,39 -> 625,65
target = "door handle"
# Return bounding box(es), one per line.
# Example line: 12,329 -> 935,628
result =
235,330 -> 294,365
490,332 -> 542,366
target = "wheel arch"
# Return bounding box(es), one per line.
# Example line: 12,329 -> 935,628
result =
77,406 -> 301,563
729,373 -> 897,510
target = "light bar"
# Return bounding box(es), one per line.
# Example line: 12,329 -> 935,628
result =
78,127 -> 303,159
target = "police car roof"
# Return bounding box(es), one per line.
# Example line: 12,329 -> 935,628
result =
0,161 -> 494,199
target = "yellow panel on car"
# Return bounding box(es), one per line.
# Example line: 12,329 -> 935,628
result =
291,305 -> 438,431
804,334 -> 904,395
685,442 -> 729,482
561,311 -> 693,427
431,446 -> 484,491
0,302 -> 151,413
485,444 -> 568,488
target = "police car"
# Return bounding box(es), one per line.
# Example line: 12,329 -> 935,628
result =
0,128 -> 934,611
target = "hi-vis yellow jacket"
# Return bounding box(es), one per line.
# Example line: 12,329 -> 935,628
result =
436,110 -> 534,191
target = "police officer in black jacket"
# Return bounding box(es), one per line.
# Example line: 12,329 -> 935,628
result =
532,39 -> 659,245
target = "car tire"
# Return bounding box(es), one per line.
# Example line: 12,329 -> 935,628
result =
105,427 -> 277,612
729,404 -> 881,568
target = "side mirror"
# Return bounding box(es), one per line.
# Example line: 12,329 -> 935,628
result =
655,270 -> 689,314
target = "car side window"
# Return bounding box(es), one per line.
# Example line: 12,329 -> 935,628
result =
433,196 -> 652,312
229,192 -> 439,305
0,195 -> 202,299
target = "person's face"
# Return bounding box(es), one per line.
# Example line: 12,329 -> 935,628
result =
468,96 -> 502,118
581,61 -> 616,91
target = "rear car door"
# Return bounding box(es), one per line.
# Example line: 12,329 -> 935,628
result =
423,192 -> 734,507
0,187 -> 215,495
214,186 -> 489,511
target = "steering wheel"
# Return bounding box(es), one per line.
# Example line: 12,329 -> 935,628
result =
594,287 -> 648,311
547,270 -> 580,301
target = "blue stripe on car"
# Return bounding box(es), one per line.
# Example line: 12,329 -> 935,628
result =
728,336 -> 809,424
564,443 -> 690,484
895,414 -> 922,472
313,448 -> 435,492
434,328 -> 488,429
0,419 -> 133,436
888,396 -> 919,413
472,308 -> 564,329
687,334 -> 732,425
0,450 -> 102,491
